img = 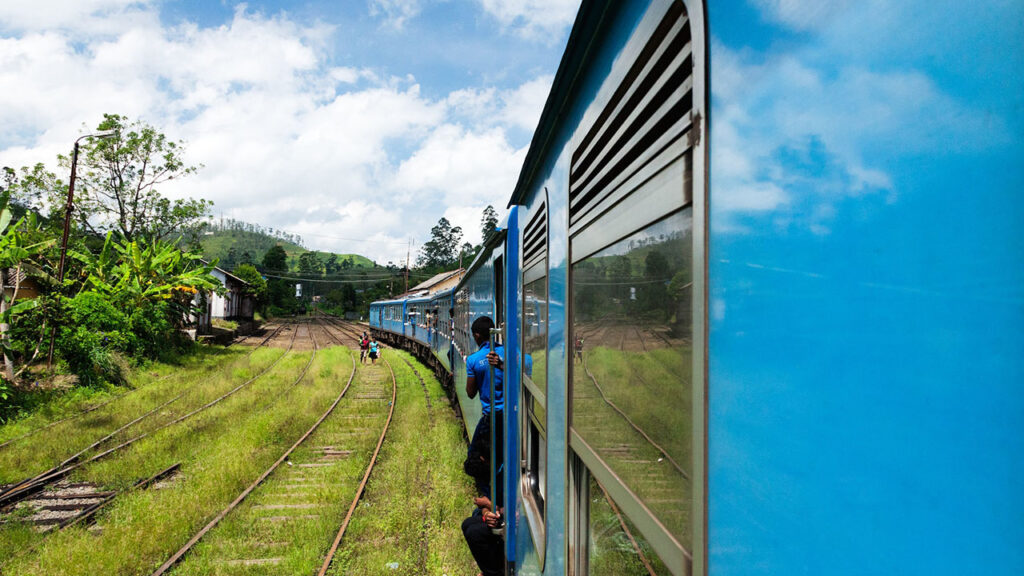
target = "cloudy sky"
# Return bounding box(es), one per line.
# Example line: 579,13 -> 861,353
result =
0,0 -> 579,264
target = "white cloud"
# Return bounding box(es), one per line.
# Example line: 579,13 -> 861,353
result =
476,0 -> 578,40
710,34 -> 1005,234
369,0 -> 423,29
393,124 -> 525,244
446,73 -> 552,133
0,3 -> 549,265
498,74 -> 553,131
751,0 -> 852,31
0,0 -> 157,35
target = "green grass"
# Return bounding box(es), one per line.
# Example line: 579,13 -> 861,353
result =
1,343 -> 483,575
329,350 -> 478,576
0,347 -> 234,442
170,348 -> 385,575
0,346 -> 342,575
0,347 -> 279,484
573,343 -> 693,548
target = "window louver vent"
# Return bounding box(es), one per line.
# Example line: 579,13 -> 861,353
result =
523,200 -> 547,270
569,2 -> 693,232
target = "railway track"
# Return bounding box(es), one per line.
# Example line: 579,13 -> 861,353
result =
574,318 -> 691,540
144,333 -> 395,576
0,321 -> 300,517
149,322 -> 327,574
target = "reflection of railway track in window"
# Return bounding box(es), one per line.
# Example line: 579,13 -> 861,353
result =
595,478 -> 658,576
580,354 -> 688,480
0,322 -> 299,512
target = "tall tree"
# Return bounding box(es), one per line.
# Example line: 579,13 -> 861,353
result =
62,114 -> 211,242
324,254 -> 339,275
299,251 -> 323,276
481,205 -> 498,243
262,245 -> 288,272
416,217 -> 463,269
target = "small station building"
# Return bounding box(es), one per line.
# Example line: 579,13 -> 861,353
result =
193,267 -> 256,336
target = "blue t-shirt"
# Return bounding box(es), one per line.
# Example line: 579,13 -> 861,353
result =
467,342 -> 504,414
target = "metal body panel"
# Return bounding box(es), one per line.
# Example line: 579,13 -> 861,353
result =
372,298 -> 408,338
512,1 -> 699,574
453,251 -> 498,439
429,288 -> 455,373
707,1 -> 1024,574
404,295 -> 432,346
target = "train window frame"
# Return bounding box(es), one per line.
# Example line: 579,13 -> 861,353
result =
565,1 -> 707,574
521,260 -> 548,566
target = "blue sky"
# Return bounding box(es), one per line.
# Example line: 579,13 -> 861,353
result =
0,0 -> 578,264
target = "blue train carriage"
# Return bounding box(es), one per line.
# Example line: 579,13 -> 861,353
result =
450,211 -> 521,442
428,287 -> 456,375
404,294 -> 433,349
507,1 -> 706,574
510,1 -> 1022,576
370,298 -> 407,346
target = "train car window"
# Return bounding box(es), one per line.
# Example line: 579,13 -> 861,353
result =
567,1 -> 704,573
455,289 -> 470,358
494,256 -> 504,333
572,210 -> 693,552
521,196 -> 549,561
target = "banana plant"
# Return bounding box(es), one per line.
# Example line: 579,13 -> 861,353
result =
72,232 -> 221,321
0,207 -> 55,381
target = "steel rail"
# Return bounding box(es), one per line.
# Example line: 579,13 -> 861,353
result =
581,354 -> 688,480
0,463 -> 184,575
316,355 -> 398,576
0,321 -> 299,509
148,319 -> 351,576
596,479 -> 658,576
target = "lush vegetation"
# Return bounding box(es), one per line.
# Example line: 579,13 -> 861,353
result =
0,115 -> 220,421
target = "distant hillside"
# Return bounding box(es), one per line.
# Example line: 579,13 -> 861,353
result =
198,220 -> 373,272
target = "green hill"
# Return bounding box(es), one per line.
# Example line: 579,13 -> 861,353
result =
198,221 -> 374,272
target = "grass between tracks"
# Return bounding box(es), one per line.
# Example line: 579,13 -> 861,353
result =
0,346 -> 255,482
0,345 -> 332,574
1,344 -> 482,576
330,350 -> 478,576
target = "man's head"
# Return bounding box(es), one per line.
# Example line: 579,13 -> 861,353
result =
471,316 -> 495,346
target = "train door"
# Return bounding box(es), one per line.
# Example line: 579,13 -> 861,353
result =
521,195 -> 549,567
566,1 -> 707,575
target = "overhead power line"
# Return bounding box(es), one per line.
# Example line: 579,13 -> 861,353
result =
260,271 -> 437,284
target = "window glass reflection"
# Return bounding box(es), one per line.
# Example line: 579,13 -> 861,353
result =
523,276 -> 547,398
588,475 -> 670,575
572,209 -> 693,547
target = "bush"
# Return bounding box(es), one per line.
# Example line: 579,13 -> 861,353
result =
55,293 -> 134,387
128,301 -> 178,360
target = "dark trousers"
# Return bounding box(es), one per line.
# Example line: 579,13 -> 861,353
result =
462,508 -> 504,576
466,411 -> 504,501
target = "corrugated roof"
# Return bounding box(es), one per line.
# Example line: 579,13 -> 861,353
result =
409,268 -> 463,292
